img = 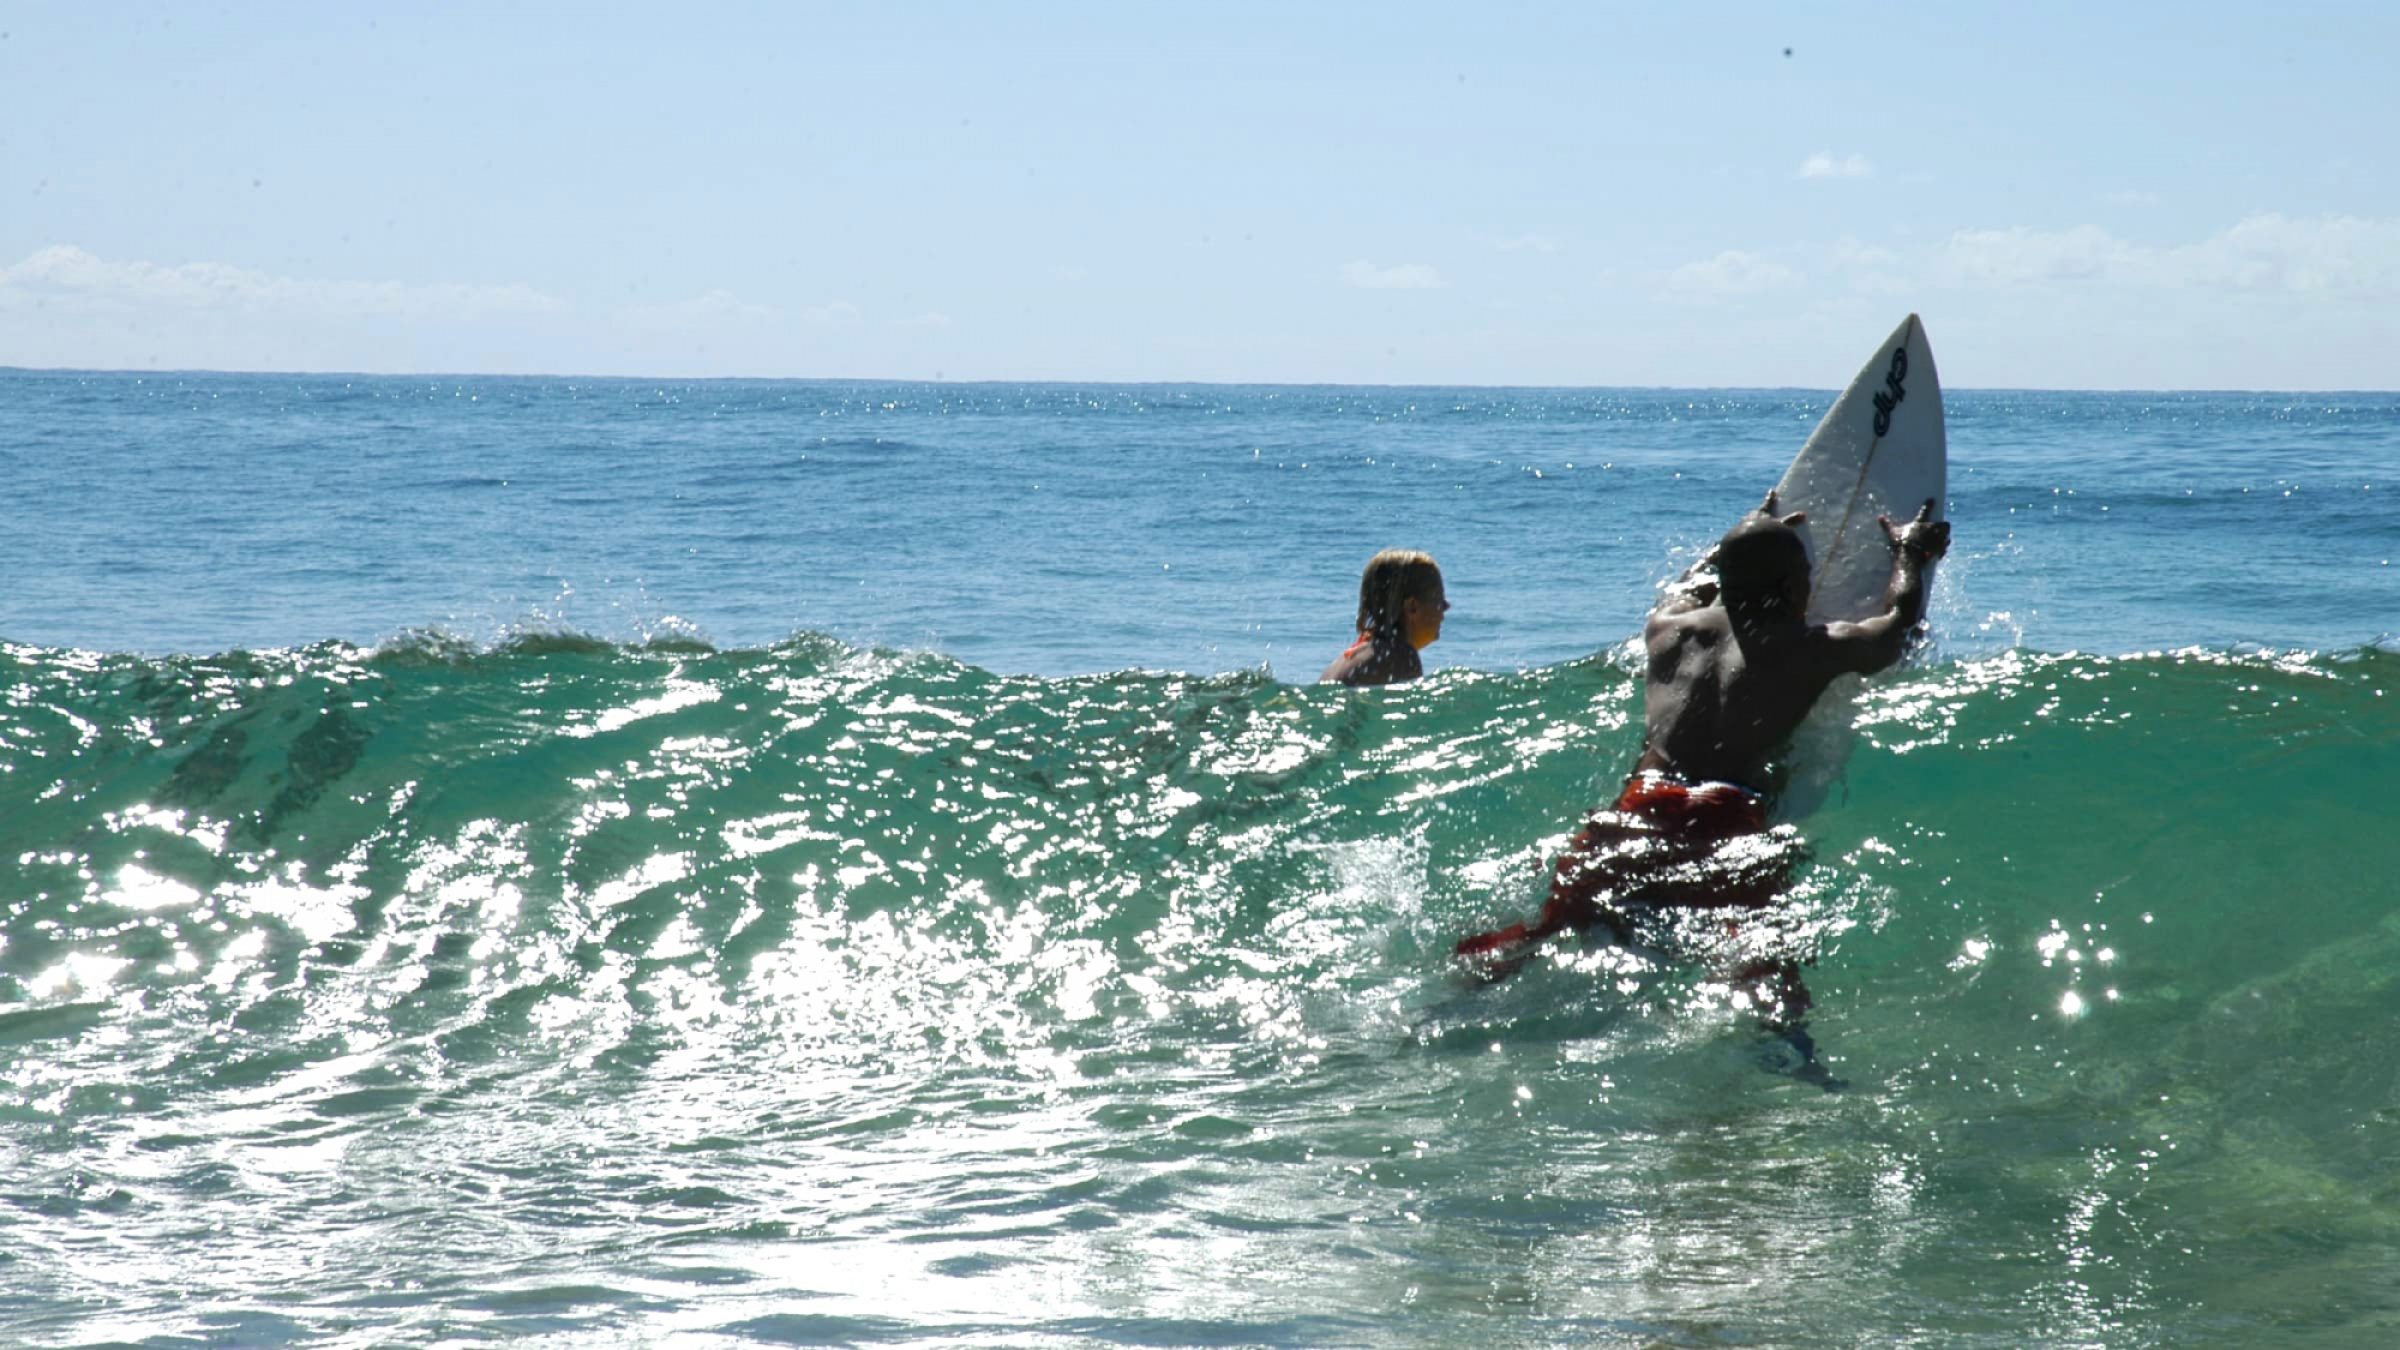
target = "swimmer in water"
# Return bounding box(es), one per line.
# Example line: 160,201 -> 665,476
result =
1320,550 -> 1448,687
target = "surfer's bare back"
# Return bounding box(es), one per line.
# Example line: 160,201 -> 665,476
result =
1638,491 -> 1949,789
1455,493 -> 1950,980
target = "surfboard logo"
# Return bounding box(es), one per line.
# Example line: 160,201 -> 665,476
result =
1871,348 -> 1909,437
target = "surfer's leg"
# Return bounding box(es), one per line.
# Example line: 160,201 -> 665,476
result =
1728,954 -> 1813,1026
1451,814 -> 1632,973
1532,815 -> 1634,934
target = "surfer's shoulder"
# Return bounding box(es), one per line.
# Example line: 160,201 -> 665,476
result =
1320,638 -> 1422,687
1650,576 -> 1720,627
1657,586 -> 1717,618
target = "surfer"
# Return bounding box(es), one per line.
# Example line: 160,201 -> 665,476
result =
1457,492 -> 1949,1030
1320,549 -> 1449,687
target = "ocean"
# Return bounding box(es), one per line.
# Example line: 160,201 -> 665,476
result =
3,369 -> 2396,1346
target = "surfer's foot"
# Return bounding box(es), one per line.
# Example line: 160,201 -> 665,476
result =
1759,1025 -> 1847,1092
1453,920 -> 1544,984
1453,942 -> 1535,985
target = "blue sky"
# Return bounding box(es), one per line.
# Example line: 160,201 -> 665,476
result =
3,2 -> 2395,387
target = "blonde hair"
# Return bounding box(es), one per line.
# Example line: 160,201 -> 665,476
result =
1356,549 -> 1442,636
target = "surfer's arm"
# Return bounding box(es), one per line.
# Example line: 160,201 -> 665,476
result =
1820,501 -> 1949,675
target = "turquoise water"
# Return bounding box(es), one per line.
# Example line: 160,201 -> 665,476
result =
3,372 -> 2398,1345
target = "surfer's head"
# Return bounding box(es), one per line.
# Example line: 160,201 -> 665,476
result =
1713,518 -> 1810,612
1357,550 -> 1448,649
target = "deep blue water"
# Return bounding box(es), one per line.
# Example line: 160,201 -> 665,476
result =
4,371 -> 2392,669
3,369 -> 2398,1346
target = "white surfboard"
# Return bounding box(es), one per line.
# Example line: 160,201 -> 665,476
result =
1771,313 -> 1946,624
1757,314 -> 1946,822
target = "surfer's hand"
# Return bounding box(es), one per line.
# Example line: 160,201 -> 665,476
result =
1755,490 -> 1807,528
1879,499 -> 1949,562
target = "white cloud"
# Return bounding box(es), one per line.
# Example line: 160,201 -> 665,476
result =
1939,214 -> 2400,293
1798,152 -> 1873,180
1666,250 -> 1798,295
0,245 -> 809,375
1940,224 -> 2131,285
1339,260 -> 1445,290
2186,213 -> 2400,291
799,299 -> 862,324
628,288 -> 776,323
0,245 -> 562,319
1827,237 -> 1900,270
1820,238 -> 1910,295
1495,234 -> 1559,254
2107,189 -> 2160,207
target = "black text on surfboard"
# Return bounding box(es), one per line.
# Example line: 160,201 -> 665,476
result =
1871,348 -> 1909,438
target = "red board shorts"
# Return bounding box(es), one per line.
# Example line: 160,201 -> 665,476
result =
1455,772 -> 1787,959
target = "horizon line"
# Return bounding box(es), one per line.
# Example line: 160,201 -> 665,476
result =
3,364 -> 2393,398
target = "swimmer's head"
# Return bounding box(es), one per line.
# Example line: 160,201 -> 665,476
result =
1357,549 -> 1448,649
1713,518 -> 1810,611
